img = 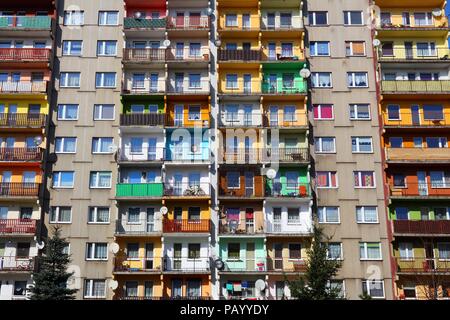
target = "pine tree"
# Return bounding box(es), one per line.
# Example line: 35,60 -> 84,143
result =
287,225 -> 343,300
30,226 -> 78,300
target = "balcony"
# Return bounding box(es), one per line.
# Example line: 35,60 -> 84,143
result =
219,218 -> 265,235
0,81 -> 47,95
393,220 -> 450,236
166,16 -> 210,30
118,146 -> 165,163
124,17 -> 166,30
162,219 -> 210,233
390,183 -> 450,199
166,80 -> 210,95
382,112 -> 450,128
164,148 -> 211,163
266,257 -> 307,273
163,256 -> 210,273
115,218 -> 162,236
0,219 -> 36,236
166,48 -> 210,63
219,176 -> 265,199
0,48 -> 51,64
381,80 -> 450,94
265,182 -> 310,198
385,147 -> 450,163
262,79 -> 307,95
0,148 -> 42,162
395,257 -> 450,274
0,256 -> 35,272
264,148 -> 309,163
220,257 -> 267,273
265,221 -> 312,235
115,183 -> 164,199
218,49 -> 262,62
123,48 -> 166,63
122,80 -> 166,95
165,112 -> 210,128
263,111 -> 308,128
163,182 -> 211,198
218,112 -> 263,127
220,148 -> 264,164
260,16 -> 303,31
378,16 -> 449,30
117,296 -> 211,300
113,257 -> 161,273
120,113 -> 166,126
0,182 -> 39,198
0,16 -> 52,34
379,48 -> 450,62
0,113 -> 46,128
219,80 -> 261,95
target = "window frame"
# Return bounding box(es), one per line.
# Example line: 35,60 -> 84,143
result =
89,171 -> 112,189
49,206 -> 72,224
359,242 -> 382,261
318,206 -> 340,224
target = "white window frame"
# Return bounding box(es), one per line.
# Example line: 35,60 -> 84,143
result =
316,171 -> 338,188
344,11 -> 363,25
398,242 -> 414,261
57,104 -> 79,121
63,10 -> 84,26
349,104 -> 371,120
85,243 -> 108,261
94,104 -> 115,121
98,11 -> 119,26
351,136 -> 373,153
55,137 -> 77,154
88,207 -> 110,224
97,40 -> 117,56
345,41 -> 366,56
318,206 -> 340,224
50,206 -> 72,224
311,72 -> 332,88
60,72 -> 81,88
327,242 -> 343,260
95,72 -> 116,88
360,242 -> 382,261
227,171 -> 240,189
83,279 -> 106,299
362,280 -> 385,299
314,104 -> 334,120
62,40 -> 82,56
347,72 -> 368,88
356,206 -> 379,224
286,208 -> 301,225
89,171 -> 112,189
310,41 -> 330,56
309,11 -> 328,26
52,171 -> 75,189
314,137 -> 336,153
92,137 -> 114,154
437,242 -> 450,261
354,171 -> 376,188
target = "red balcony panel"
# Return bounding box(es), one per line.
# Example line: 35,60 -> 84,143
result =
393,220 -> 450,235
0,182 -> 40,197
163,219 -> 210,233
0,219 -> 36,235
167,16 -> 210,29
0,48 -> 51,62
390,183 -> 450,197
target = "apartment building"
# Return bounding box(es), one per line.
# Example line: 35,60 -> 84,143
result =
0,0 -> 55,300
374,0 -> 450,299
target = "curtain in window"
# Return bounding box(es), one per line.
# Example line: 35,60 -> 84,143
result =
93,281 -> 105,297
318,73 -> 330,86
226,208 -> 240,221
321,138 -> 335,152
329,244 -> 341,259
67,74 -> 79,87
316,172 -> 328,187
438,244 -> 450,259
105,41 -> 116,55
98,173 -> 111,187
281,44 -> 293,57
95,244 -> 107,259
126,282 -> 138,297
367,243 -> 380,259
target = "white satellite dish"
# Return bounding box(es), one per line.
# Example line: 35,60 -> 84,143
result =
163,39 -> 171,48
255,279 -> 266,291
108,144 -> 118,153
109,280 -> 119,290
109,242 -> 120,254
134,11 -> 142,19
373,39 -> 381,47
299,68 -> 311,79
36,241 -> 45,250
160,206 -> 168,215
432,8 -> 443,17
207,8 -> 214,16
34,136 -> 43,146
266,168 -> 277,179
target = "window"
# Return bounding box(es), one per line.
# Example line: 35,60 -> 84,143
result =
84,280 -> 106,298
189,43 -> 201,57
64,11 -> 84,26
188,106 -> 201,120
313,104 -> 334,120
88,207 -> 110,224
311,72 -> 332,87
414,12 -> 433,26
95,72 -> 116,88
130,137 -> 143,153
362,280 -> 385,299
94,104 -> 115,120
89,172 -> 112,188
399,242 -> 414,260
349,104 -> 370,120
225,14 -> 238,27
309,12 -> 328,25
310,41 -> 330,56
314,137 -> 335,153
97,41 -> 117,56
360,242 -> 382,260
316,171 -> 337,188
86,243 -> 108,260
13,281 -> 27,296
393,174 -> 406,187
426,137 -> 447,148
417,42 -> 436,57
225,74 -> 238,89
346,41 -> 365,56
430,172 -> 450,188
387,105 -> 400,120
188,74 -> 201,88
55,137 -> 77,153
288,243 -> 301,259
434,207 -> 449,221
328,280 -> 345,298
16,242 -> 30,258
227,172 -> 240,189
92,137 -> 113,153
127,207 -> 140,223
344,11 -> 363,25
354,171 -> 375,188
228,243 -> 240,259
347,72 -> 368,87
438,243 -> 450,260
127,243 -> 139,259
98,11 -> 118,25
188,243 -> 201,259
57,104 -> 78,120
188,207 -> 201,221
287,208 -> 300,224
60,72 -> 80,88
318,207 -> 340,223
187,280 -> 201,297
286,171 -> 298,189
423,105 -> 443,120
62,40 -> 82,56
389,137 -> 403,148
356,206 -> 378,223
395,207 -> 409,220
327,243 -> 342,260
351,137 -> 373,153
403,283 -> 417,299
52,171 -> 74,188
281,43 -> 293,58
50,206 -> 72,223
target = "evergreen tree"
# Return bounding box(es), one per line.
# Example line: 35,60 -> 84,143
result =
30,226 -> 78,300
287,225 -> 343,300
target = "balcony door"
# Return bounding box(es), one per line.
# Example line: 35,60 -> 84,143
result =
174,105 -> 184,127
268,43 -> 276,60
146,208 -> 155,232
411,105 -> 420,125
147,138 -> 157,161
273,207 -> 282,232
274,243 -> 283,270
243,74 -> 251,94
176,12 -> 185,27
244,171 -> 254,197
242,14 -> 250,29
171,279 -> 182,298
176,42 -> 184,60
404,42 -> 413,60
246,242 -> 255,271
174,174 -> 183,195
417,171 -> 428,196
173,244 -> 182,270
267,13 -> 275,29
425,242 -> 435,270
189,12 -> 201,27
175,73 -> 184,93
145,243 -> 154,269
243,105 -> 252,126
269,106 -> 279,126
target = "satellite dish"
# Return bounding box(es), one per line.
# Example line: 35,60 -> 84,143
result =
108,145 -> 118,153
34,136 -> 43,146
109,242 -> 120,254
299,68 -> 311,79
36,241 -> 45,250
163,39 -> 171,47
109,280 -> 119,290
214,39 -> 222,47
373,39 -> 381,47
214,258 -> 225,270
266,168 -> 277,179
207,8 -> 214,16
160,206 -> 168,215
255,279 -> 266,291
432,8 -> 443,17
134,11 -> 142,19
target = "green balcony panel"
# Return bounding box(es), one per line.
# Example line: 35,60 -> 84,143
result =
0,16 -> 51,29
116,183 -> 163,197
124,18 -> 166,29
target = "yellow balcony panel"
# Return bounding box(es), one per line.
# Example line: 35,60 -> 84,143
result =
377,28 -> 449,38
379,47 -> 450,62
381,80 -> 450,95
385,147 -> 450,163
218,0 -> 259,8
374,0 -> 446,8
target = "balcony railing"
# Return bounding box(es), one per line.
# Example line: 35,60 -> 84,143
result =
220,148 -> 263,164
260,16 -> 303,30
123,48 -> 166,62
263,52 -> 304,62
120,113 -> 166,126
122,79 -> 166,94
382,112 -> 450,127
385,147 -> 450,162
113,257 -> 161,273
0,256 -> 35,271
263,111 -> 308,127
390,182 -> 450,197
162,219 -> 210,233
0,16 -> 52,30
263,148 -> 309,162
117,296 -> 211,301
167,16 -> 210,29
379,48 -> 450,61
218,49 -> 262,62
266,257 -> 307,272
164,148 -> 211,162
116,183 -> 164,198
393,220 -> 450,235
218,180 -> 265,198
379,17 -> 448,29
0,113 -> 46,128
220,257 -> 267,272
0,219 -> 36,235
265,222 -> 313,235
0,182 -> 39,197
220,80 -> 261,94
265,182 -> 310,198
219,112 -> 263,127
0,81 -> 47,94
115,218 -> 162,235
262,79 -> 307,94
0,48 -> 51,62
219,218 -> 264,235
118,146 -> 165,162
395,257 -> 450,274
381,80 -> 450,93
0,147 -> 42,162
165,112 -> 210,127
166,48 -> 210,62
124,17 -> 166,29
163,256 -> 210,272
166,80 -> 210,95
163,182 -> 210,197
